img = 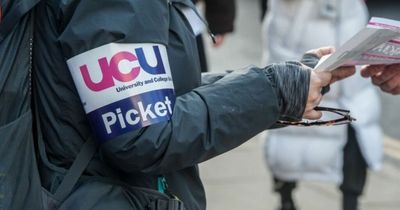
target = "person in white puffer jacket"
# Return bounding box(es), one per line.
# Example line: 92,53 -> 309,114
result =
261,0 -> 383,210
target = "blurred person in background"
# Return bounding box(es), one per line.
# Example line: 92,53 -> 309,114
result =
192,0 -> 236,72
362,0 -> 400,95
261,0 -> 383,210
365,0 -> 400,20
260,0 -> 268,20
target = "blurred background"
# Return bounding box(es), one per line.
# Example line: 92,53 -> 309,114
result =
199,0 -> 400,210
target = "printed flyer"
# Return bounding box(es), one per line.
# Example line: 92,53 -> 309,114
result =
315,17 -> 400,72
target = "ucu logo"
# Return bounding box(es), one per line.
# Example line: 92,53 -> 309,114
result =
79,46 -> 166,91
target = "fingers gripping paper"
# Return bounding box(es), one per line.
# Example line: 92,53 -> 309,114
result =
67,43 -> 175,142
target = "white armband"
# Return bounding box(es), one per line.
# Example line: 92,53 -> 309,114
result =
67,43 -> 175,142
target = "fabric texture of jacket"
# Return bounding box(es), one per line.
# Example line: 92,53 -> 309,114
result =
262,0 -> 383,183
0,1 -> 43,209
33,0 -> 282,209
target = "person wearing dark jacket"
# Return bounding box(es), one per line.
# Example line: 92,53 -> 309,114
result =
192,0 -> 236,72
202,0 -> 235,39
33,0 -> 354,209
260,0 -> 268,20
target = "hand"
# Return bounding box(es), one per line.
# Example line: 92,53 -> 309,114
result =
305,46 -> 335,58
302,67 -> 355,120
330,66 -> 356,84
301,47 -> 356,119
303,70 -> 331,119
304,46 -> 356,83
361,64 -> 400,95
212,34 -> 225,48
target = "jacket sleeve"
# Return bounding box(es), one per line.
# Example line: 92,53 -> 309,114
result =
101,68 -> 280,174
201,72 -> 228,85
57,0 -> 280,175
204,0 -> 236,34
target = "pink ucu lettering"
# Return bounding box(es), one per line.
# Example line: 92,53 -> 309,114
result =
79,46 -> 166,92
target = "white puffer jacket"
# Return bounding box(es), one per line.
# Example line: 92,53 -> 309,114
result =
262,0 -> 383,183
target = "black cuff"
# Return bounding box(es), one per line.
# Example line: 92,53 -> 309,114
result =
301,53 -> 320,68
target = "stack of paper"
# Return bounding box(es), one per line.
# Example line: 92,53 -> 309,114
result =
315,17 -> 400,72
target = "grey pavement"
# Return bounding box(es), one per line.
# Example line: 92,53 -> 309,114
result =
199,0 -> 400,210
200,134 -> 400,210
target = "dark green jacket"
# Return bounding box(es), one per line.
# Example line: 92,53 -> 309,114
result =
33,0 -> 281,209
0,1 -> 42,210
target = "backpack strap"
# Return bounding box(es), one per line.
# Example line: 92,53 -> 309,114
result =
33,93 -> 98,203
53,137 -> 98,201
0,0 -> 41,42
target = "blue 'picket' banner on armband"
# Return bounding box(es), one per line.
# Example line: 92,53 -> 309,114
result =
87,89 -> 175,142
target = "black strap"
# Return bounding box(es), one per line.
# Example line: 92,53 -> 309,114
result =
33,89 -> 98,203
27,0 -> 97,200
148,199 -> 186,210
0,0 -> 41,42
53,137 -> 97,201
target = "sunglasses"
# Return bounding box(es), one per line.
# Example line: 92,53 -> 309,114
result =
276,106 -> 356,126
